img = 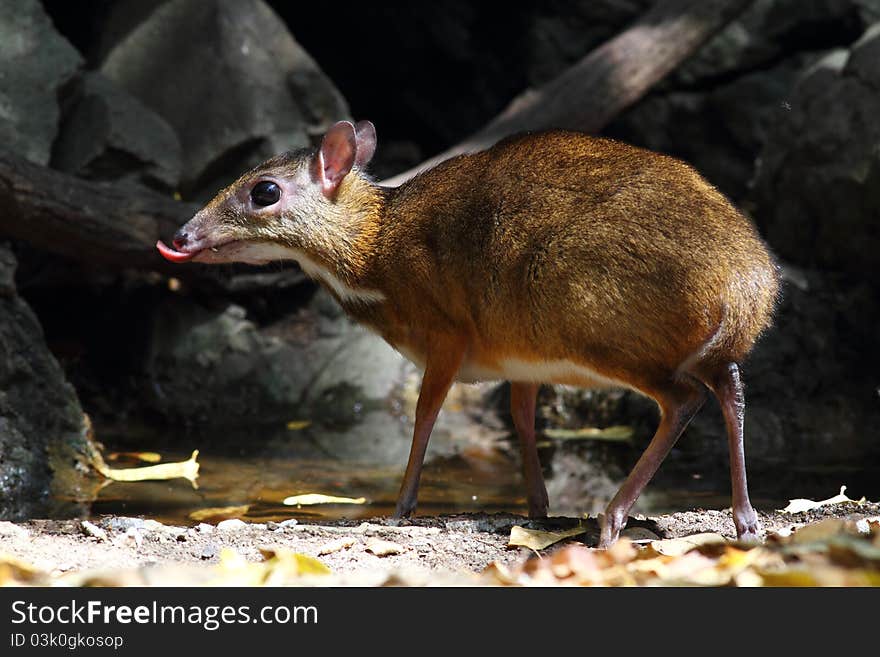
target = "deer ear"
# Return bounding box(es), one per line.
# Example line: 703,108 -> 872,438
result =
354,120 -> 377,169
316,121 -> 357,198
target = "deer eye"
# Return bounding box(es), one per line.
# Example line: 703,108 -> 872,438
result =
250,181 -> 281,207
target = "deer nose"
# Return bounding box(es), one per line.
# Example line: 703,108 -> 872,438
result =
172,229 -> 189,250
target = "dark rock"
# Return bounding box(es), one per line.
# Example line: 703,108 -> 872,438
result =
100,0 -> 349,200
145,292 -> 411,426
145,288 -> 499,465
607,54 -> 812,200
286,0 -> 650,154
51,72 -> 182,192
686,266 -> 880,489
0,0 -> 82,165
608,0 -> 880,201
0,245 -> 91,520
752,24 -> 880,279
668,0 -> 779,87
670,0 -> 870,88
856,0 -> 880,23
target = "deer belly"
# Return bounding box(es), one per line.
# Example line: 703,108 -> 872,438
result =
458,357 -> 628,389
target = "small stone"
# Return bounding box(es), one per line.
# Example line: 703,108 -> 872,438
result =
143,519 -> 166,532
620,527 -> 661,541
0,521 -> 29,539
81,520 -> 108,542
195,523 -> 214,534
317,537 -> 357,555
266,521 -> 280,531
365,537 -> 405,557
217,518 -> 247,531
103,517 -> 145,531
199,544 -> 219,560
278,519 -> 299,529
113,527 -> 143,549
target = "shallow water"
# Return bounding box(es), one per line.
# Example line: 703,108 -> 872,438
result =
84,422 -> 880,526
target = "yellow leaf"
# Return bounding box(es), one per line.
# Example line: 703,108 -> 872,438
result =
508,525 -> 586,550
286,420 -> 311,430
210,548 -> 266,586
95,450 -> 200,487
757,568 -> 822,587
189,505 -> 250,522
282,493 -> 366,506
542,425 -> 634,442
259,547 -> 331,577
782,485 -> 865,514
0,553 -> 48,586
107,451 -> 162,463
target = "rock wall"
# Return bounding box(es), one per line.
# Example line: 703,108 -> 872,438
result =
0,246 -> 92,520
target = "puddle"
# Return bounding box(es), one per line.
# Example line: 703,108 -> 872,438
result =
87,425 -> 530,525
81,419 -> 880,526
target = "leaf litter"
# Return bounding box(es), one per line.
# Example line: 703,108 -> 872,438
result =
0,488 -> 877,587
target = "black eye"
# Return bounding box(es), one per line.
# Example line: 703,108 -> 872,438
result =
250,181 -> 280,207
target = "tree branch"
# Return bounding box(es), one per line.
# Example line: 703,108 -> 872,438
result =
383,0 -> 754,186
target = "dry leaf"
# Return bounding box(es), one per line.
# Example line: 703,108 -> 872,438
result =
508,524 -> 586,550
283,493 -> 366,506
107,451 -> 162,463
548,545 -> 604,580
542,425 -> 633,442
81,521 -> 108,542
787,518 -> 849,543
189,505 -> 250,522
209,548 -> 270,586
648,533 -> 726,556
94,450 -> 200,487
258,547 -> 332,578
782,485 -> 864,513
0,553 -> 49,586
482,561 -> 519,585
856,517 -> 880,535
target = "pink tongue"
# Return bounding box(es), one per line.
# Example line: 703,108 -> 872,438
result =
156,240 -> 196,263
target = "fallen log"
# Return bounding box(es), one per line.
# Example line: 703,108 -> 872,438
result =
384,0 -> 754,186
0,149 -> 195,272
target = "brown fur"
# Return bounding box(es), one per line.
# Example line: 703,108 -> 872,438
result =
338,131 -> 779,401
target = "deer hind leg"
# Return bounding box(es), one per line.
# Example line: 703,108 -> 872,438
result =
695,362 -> 761,542
599,378 -> 707,548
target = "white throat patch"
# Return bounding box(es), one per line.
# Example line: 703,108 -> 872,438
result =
247,243 -> 386,304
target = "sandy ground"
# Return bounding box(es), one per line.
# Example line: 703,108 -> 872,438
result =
2,503 -> 878,586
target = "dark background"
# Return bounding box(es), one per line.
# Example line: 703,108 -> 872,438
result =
1,0 -> 878,520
